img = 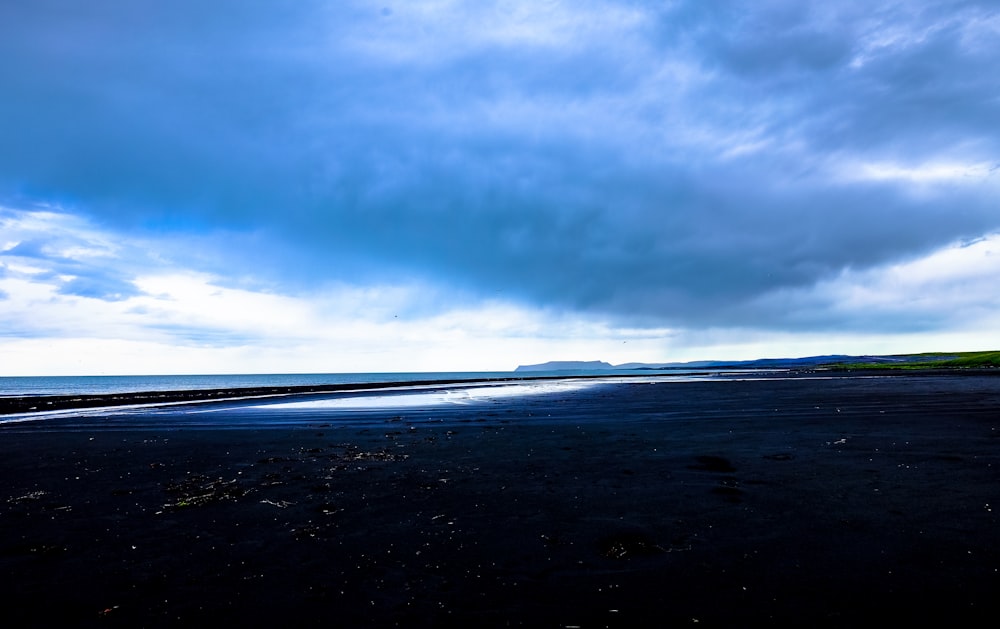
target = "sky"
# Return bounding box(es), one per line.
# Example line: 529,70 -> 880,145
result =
1,0 -> 999,375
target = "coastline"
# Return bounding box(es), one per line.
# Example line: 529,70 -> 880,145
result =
0,374 -> 586,416
3,368 -> 997,418
2,372 -> 999,626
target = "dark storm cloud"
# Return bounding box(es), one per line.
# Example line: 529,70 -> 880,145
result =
1,1 -> 998,330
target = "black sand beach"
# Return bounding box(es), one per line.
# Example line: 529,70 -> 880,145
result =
2,372 -> 999,627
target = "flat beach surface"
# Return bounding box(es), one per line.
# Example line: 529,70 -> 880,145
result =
2,372 -> 999,627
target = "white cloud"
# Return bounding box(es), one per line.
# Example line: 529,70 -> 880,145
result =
4,207 -> 1000,375
346,0 -> 646,63
738,232 -> 1000,336
847,161 -> 999,184
824,233 -> 1000,317
0,207 -> 685,374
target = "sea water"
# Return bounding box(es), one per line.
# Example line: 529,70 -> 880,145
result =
0,370 -> 726,427
0,369 -> 689,397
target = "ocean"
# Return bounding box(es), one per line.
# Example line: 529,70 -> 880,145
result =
0,370 -> 726,425
0,369 -> 679,398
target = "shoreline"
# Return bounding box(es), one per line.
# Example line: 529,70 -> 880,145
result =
2,367 -> 997,418
0,374 -> 591,416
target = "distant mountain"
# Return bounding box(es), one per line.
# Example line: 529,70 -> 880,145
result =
615,355 -> 914,369
515,360 -> 615,372
616,354 -> 954,370
519,353 -> 984,372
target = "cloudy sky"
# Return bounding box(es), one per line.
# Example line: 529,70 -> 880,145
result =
2,1 -> 999,375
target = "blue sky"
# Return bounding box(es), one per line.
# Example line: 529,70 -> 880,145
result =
2,1 -> 999,375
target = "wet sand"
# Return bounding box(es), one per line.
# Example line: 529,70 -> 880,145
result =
0,375 -> 549,415
2,372 -> 999,627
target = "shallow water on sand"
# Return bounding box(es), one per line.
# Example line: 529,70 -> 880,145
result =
0,369 -> 718,397
0,372 -> 518,397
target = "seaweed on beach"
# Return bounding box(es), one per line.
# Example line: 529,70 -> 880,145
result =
161,474 -> 248,510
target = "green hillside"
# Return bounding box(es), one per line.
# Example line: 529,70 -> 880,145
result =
837,351 -> 1000,370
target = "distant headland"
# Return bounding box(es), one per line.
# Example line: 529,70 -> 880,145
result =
514,360 -> 615,372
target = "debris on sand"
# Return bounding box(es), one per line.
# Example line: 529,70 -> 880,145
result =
162,475 -> 247,510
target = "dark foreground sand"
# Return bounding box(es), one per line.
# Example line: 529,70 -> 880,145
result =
2,372 -> 999,627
